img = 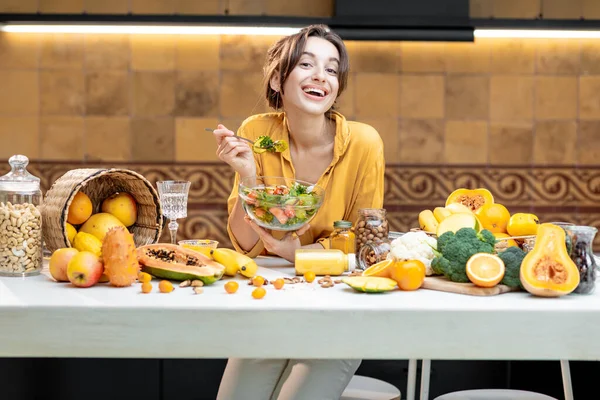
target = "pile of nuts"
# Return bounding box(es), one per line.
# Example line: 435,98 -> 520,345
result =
0,202 -> 42,275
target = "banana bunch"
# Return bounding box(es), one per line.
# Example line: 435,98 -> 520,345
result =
418,204 -> 472,233
209,248 -> 258,278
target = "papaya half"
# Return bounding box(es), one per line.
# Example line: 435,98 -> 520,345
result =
137,243 -> 225,285
445,188 -> 494,215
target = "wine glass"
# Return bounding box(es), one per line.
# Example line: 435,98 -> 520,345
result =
156,180 -> 191,244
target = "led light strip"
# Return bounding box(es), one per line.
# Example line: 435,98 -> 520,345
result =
475,29 -> 600,39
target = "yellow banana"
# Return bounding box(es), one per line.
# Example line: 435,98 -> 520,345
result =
433,207 -> 452,223
210,248 -> 258,278
418,209 -> 438,233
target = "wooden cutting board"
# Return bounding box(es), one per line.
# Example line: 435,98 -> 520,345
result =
422,276 -> 521,296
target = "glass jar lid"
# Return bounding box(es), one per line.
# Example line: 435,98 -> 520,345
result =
333,220 -> 352,228
0,155 -> 40,192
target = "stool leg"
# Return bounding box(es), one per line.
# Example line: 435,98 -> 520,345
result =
560,360 -> 574,400
419,359 -> 431,400
406,359 -> 418,400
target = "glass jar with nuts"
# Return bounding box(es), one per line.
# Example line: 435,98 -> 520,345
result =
354,208 -> 388,268
357,240 -> 392,270
0,155 -> 43,277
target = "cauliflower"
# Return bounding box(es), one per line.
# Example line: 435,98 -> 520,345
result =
386,231 -> 438,276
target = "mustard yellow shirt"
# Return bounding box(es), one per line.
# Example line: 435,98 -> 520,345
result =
227,111 -> 385,258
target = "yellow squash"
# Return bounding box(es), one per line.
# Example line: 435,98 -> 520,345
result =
445,188 -> 494,215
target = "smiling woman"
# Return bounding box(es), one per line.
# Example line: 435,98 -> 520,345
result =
211,25 -> 385,400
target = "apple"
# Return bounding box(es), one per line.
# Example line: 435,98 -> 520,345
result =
101,192 -> 138,227
67,251 -> 104,288
49,248 -> 79,282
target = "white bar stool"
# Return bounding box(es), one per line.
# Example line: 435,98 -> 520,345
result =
432,389 -> 557,399
341,375 -> 402,400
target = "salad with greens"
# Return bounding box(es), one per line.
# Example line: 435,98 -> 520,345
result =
252,135 -> 288,154
240,181 -> 323,231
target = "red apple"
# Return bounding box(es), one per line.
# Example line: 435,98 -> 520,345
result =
49,248 -> 79,282
67,251 -> 104,288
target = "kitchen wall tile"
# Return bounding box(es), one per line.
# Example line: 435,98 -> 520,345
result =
445,120 -> 488,164
39,0 -> 83,13
445,75 -> 489,120
489,122 -> 534,165
335,72 -> 355,119
0,33 -> 40,69
84,34 -> 129,70
400,75 -> 444,119
175,117 -> 221,162
0,0 -> 37,12
578,121 -> 600,165
176,0 -> 220,14
533,121 -> 577,165
130,0 -> 174,14
0,117 -> 39,159
40,70 -> 84,116
40,117 -> 85,160
176,35 -> 220,71
579,76 -> 600,119
346,41 -> 401,73
445,41 -> 491,74
131,36 -> 175,71
489,39 -> 536,74
84,0 -> 128,13
536,40 -> 580,75
581,39 -> 600,75
398,119 -> 444,164
542,0 -> 582,19
131,118 -> 175,161
0,70 -> 38,116
583,0 -> 600,19
40,34 -> 84,69
220,71 -> 268,118
359,118 -> 399,163
493,0 -> 541,18
85,117 -> 131,161
85,71 -> 129,116
226,0 -> 266,15
220,35 -> 277,72
220,118 -> 245,135
175,71 -> 220,117
535,76 -> 578,120
470,0 -> 494,17
490,76 -> 534,121
133,71 -> 175,117
400,42 -> 445,73
355,73 -> 399,118
265,0 -> 334,16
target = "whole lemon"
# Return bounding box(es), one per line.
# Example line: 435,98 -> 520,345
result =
66,223 -> 77,245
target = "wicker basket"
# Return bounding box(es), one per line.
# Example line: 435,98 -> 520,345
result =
42,168 -> 164,252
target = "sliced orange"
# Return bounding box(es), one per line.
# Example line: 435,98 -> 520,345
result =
466,253 -> 505,288
362,259 -> 394,278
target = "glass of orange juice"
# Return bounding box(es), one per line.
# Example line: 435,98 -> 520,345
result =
178,239 -> 219,257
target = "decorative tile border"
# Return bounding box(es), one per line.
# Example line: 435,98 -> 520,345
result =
4,162 -> 599,248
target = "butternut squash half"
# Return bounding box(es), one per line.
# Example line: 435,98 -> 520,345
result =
445,188 -> 494,215
520,223 -> 579,297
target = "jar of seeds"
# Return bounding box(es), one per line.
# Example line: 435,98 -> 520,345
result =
0,155 -> 43,277
562,225 -> 597,295
354,208 -> 388,268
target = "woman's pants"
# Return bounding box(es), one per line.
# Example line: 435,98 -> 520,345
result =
216,358 -> 362,400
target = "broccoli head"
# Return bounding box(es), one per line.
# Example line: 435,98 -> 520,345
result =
498,246 -> 527,288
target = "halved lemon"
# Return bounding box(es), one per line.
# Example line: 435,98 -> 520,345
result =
362,259 -> 394,278
466,253 -> 505,288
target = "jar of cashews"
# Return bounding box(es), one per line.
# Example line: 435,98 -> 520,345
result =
0,155 -> 43,277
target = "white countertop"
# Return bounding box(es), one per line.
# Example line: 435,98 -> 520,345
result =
1,256 -> 599,361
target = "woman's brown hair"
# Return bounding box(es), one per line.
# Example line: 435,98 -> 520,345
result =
264,24 -> 349,110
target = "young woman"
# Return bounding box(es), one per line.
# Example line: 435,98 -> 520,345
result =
213,25 -> 385,400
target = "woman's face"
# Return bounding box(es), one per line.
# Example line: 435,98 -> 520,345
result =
279,36 -> 340,117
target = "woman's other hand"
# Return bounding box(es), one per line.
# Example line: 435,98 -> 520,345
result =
244,216 -> 311,262
212,124 -> 256,178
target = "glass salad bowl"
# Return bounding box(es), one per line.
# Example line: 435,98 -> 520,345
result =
238,176 -> 325,232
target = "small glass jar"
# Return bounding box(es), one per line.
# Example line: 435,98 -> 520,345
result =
563,225 -> 597,295
0,155 -> 44,277
355,208 -> 388,265
329,220 -> 356,254
357,240 -> 392,270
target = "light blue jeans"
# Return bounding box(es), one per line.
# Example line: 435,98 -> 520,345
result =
216,358 -> 362,400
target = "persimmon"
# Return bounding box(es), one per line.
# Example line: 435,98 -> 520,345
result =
390,260 -> 426,291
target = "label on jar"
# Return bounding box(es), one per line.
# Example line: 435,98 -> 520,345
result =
0,202 -> 42,275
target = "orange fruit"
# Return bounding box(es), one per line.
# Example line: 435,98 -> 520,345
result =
252,276 -> 265,287
67,192 -> 93,225
224,281 -> 239,294
304,271 -> 316,283
252,287 -> 266,299
141,282 -> 152,293
362,259 -> 393,278
389,260 -> 426,291
466,253 -> 505,288
477,203 -> 511,233
273,278 -> 285,290
158,280 -> 174,293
